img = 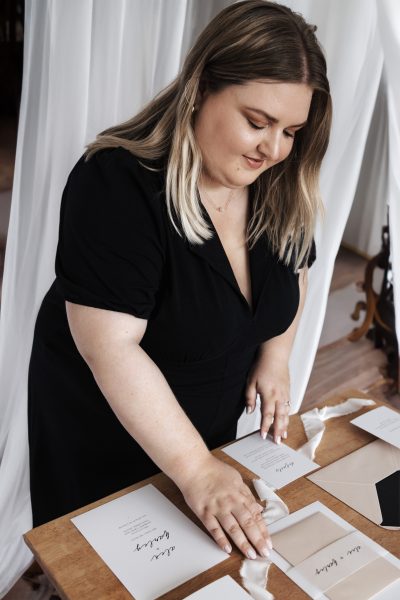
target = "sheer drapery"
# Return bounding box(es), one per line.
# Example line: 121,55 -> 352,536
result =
343,75 -> 389,258
1,1 -> 399,595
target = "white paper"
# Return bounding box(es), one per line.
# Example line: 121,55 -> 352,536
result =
183,576 -> 252,599
267,502 -> 400,600
222,432 -> 319,488
351,406 -> 400,448
71,484 -> 227,600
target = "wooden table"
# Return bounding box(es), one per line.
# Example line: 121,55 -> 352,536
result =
24,391 -> 400,599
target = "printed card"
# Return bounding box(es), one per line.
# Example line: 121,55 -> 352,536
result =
222,432 -> 319,488
71,484 -> 227,600
351,406 -> 400,449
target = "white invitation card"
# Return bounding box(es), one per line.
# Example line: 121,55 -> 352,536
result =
183,576 -> 252,599
268,502 -> 400,600
351,406 -> 400,449
71,484 -> 227,600
222,432 -> 319,488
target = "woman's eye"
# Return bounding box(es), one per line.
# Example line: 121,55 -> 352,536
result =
284,130 -> 295,139
247,119 -> 264,130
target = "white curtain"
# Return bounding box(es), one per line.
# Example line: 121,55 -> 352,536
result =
342,74 -> 389,258
1,1 -> 399,595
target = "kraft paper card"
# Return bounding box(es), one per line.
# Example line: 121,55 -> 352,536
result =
71,484 -> 227,600
351,406 -> 400,448
307,439 -> 400,529
272,511 -> 348,565
183,576 -> 252,599
327,557 -> 400,600
222,432 -> 319,488
268,501 -> 400,600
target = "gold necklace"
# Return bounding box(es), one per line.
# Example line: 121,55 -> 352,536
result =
199,186 -> 238,213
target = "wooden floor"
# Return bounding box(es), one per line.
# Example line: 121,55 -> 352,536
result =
303,246 -> 399,411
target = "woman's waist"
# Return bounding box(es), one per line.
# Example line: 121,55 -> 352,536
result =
148,345 -> 258,388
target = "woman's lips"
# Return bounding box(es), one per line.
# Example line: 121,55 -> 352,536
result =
243,155 -> 265,169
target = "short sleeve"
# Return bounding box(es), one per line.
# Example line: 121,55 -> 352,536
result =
298,238 -> 317,269
282,237 -> 316,271
55,147 -> 166,319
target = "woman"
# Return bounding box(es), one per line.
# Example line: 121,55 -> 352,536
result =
28,0 -> 331,561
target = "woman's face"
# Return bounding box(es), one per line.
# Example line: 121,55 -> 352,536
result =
193,80 -> 313,189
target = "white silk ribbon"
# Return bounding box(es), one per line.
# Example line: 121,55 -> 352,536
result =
298,397 -> 376,460
240,397 -> 375,599
240,479 -> 289,600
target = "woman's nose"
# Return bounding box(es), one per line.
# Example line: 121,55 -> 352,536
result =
258,130 -> 281,162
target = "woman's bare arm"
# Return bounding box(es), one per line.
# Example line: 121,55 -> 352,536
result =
66,301 -> 272,559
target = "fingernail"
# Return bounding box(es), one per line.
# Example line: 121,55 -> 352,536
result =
246,405 -> 252,414
275,435 -> 281,445
224,544 -> 232,554
267,539 -> 273,550
261,431 -> 267,440
247,548 -> 257,560
283,431 -> 287,439
261,547 -> 270,558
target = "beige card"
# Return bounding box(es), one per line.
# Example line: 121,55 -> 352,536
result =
327,557 -> 400,600
293,531 -> 379,592
271,511 -> 348,566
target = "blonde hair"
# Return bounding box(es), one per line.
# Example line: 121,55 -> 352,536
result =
85,0 -> 332,271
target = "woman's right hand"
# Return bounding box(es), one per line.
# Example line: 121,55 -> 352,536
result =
176,454 -> 272,559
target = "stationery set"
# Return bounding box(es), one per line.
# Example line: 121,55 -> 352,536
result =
71,404 -> 400,599
269,502 -> 400,600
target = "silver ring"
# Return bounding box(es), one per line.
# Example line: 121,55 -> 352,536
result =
284,401 -> 291,407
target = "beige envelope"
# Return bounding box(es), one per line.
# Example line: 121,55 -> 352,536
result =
308,439 -> 400,530
271,511 -> 348,566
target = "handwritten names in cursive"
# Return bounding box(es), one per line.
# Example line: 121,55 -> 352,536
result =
275,462 -> 294,473
133,530 -> 170,552
151,546 -> 176,561
315,544 -> 362,575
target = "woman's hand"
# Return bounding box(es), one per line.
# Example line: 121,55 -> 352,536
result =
177,454 -> 272,559
245,357 -> 291,443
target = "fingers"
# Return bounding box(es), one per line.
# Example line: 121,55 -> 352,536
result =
202,512 -> 233,555
245,381 -> 257,414
202,495 -> 272,559
219,502 -> 272,559
260,398 -> 275,440
273,400 -> 290,441
260,398 -> 290,443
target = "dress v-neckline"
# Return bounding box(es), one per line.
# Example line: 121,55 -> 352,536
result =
199,194 -> 255,315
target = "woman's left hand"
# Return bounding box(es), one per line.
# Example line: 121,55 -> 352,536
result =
245,357 -> 291,444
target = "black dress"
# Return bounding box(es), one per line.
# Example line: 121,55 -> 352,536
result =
28,147 -> 315,526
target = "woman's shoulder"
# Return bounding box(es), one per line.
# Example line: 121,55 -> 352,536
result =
64,146 -> 166,225
70,146 -> 164,193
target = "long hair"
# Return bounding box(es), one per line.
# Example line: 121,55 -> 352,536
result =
85,0 -> 332,270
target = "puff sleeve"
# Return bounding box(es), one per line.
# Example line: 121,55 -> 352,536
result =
55,147 -> 165,319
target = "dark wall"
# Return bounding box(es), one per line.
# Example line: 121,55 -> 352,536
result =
0,0 -> 24,117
